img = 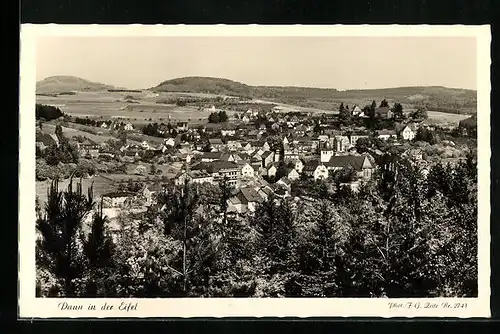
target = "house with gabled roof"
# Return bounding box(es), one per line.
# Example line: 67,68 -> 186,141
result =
229,187 -> 265,213
351,105 -> 362,116
261,150 -> 275,168
399,123 -> 419,140
239,162 -> 255,179
302,160 -> 329,181
267,164 -> 278,178
325,155 -> 374,179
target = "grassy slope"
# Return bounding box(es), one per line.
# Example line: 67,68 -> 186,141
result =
153,77 -> 477,114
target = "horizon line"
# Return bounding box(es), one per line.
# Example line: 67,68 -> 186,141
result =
37,74 -> 478,92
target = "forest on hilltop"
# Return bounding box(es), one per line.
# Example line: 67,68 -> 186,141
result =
153,77 -> 477,115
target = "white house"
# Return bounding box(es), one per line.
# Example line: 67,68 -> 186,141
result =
240,163 -> 255,178
401,124 -> 417,140
313,164 -> 329,180
124,123 -> 134,131
267,165 -> 277,178
287,168 -> 300,181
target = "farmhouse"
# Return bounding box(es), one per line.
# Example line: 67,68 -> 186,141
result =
351,105 -> 362,116
228,187 -> 265,214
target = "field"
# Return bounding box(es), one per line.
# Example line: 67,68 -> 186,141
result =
36,91 -> 215,124
37,89 -> 471,127
426,111 -> 471,125
36,175 -> 118,207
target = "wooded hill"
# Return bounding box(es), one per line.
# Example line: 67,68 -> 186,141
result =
153,76 -> 477,114
36,76 -> 119,94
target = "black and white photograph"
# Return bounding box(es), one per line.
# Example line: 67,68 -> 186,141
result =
19,25 -> 490,318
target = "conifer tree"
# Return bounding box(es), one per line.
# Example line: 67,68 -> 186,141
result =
36,178 -> 95,296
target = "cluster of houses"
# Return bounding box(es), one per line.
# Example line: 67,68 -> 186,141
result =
36,102 -> 434,220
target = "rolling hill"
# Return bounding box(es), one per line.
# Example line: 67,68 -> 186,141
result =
152,76 -> 477,114
36,76 -> 119,94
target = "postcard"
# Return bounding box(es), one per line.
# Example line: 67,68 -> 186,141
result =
19,24 -> 490,318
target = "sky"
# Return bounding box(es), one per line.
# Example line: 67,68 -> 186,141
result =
36,36 -> 477,90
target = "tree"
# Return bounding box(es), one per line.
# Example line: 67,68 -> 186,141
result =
82,199 -> 115,296
36,178 -> 95,296
392,103 -> 404,121
339,103 -> 352,124
294,200 -> 348,296
158,181 -> 200,293
250,196 -> 297,296
218,175 -> 234,227
55,125 -> 64,142
379,99 -> 389,108
313,121 -> 322,134
411,106 -> 428,120
415,127 -> 438,145
150,163 -> 158,175
370,100 -> 377,114
36,104 -> 64,120
355,137 -> 372,153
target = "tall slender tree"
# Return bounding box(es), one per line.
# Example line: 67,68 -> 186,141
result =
36,178 -> 95,296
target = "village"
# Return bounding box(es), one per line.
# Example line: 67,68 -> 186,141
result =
35,98 -> 475,236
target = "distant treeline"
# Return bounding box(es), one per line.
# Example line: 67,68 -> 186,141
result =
36,104 -> 64,120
